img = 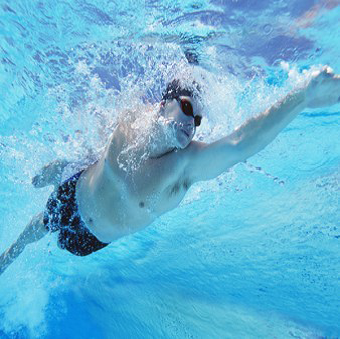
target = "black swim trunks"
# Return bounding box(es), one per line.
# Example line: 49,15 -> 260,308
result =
43,171 -> 109,256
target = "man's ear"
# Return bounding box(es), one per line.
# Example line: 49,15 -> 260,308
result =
160,100 -> 165,108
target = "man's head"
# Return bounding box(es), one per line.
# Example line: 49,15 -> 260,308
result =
159,79 -> 202,149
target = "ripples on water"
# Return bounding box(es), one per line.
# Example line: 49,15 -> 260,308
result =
0,0 -> 339,337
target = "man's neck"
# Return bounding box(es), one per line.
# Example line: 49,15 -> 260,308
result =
147,121 -> 177,159
149,147 -> 176,159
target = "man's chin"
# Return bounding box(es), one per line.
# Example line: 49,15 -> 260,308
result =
176,136 -> 190,149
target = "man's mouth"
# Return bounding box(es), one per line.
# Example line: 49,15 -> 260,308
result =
181,129 -> 190,138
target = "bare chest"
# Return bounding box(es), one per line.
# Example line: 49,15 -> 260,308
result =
127,174 -> 192,216
77,152 -> 191,241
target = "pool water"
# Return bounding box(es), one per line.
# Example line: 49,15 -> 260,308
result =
0,0 -> 339,338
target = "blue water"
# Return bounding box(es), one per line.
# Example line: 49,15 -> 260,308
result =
0,0 -> 340,338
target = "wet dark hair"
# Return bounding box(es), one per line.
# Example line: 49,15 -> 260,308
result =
161,79 -> 200,102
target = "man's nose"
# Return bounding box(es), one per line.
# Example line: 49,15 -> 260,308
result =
185,119 -> 194,128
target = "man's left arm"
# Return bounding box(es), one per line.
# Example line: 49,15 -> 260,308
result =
185,66 -> 340,182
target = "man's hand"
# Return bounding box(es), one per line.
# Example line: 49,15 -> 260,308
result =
32,159 -> 68,188
305,66 -> 340,109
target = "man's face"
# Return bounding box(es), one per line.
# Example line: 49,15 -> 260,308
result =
160,96 -> 202,149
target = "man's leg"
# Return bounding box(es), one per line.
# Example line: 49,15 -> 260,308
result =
0,212 -> 48,275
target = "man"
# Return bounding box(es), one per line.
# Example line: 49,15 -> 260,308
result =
0,66 -> 339,274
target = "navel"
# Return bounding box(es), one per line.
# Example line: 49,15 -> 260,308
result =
139,202 -> 145,208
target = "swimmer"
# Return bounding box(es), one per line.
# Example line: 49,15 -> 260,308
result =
1,66 -> 340,274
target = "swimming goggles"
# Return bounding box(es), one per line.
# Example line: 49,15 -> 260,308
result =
177,98 -> 202,127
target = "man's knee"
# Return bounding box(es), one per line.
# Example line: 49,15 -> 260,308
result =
32,214 -> 48,241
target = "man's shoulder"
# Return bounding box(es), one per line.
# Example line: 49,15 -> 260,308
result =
181,140 -> 208,159
170,141 -> 209,179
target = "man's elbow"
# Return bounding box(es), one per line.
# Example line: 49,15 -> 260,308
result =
230,137 -> 264,164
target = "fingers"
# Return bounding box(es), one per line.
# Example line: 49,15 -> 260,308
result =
324,66 -> 334,77
312,65 -> 334,78
322,65 -> 333,74
310,66 -> 340,86
318,66 -> 334,78
32,174 -> 44,188
32,175 -> 40,187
